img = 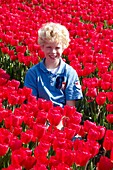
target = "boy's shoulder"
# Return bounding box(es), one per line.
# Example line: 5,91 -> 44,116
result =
26,62 -> 41,75
28,60 -> 44,71
65,62 -> 77,74
28,63 -> 39,70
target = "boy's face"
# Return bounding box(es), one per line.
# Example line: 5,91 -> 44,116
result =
41,42 -> 64,61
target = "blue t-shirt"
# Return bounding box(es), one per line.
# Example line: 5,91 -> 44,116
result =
24,58 -> 83,107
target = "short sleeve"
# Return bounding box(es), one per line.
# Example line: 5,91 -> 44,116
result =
65,67 -> 83,100
24,69 -> 38,97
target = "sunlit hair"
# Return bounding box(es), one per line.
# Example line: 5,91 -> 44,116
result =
38,22 -> 70,50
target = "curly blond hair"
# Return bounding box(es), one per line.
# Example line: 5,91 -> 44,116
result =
38,22 -> 70,50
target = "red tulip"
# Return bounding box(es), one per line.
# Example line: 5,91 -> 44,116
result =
100,80 -> 111,91
55,148 -> 74,167
106,104 -> 113,112
53,138 -> 67,150
103,130 -> 113,151
0,143 -> 9,156
62,149 -> 74,166
23,114 -> 34,129
63,127 -> 76,140
51,163 -> 70,170
33,163 -> 47,170
34,146 -> 49,165
86,87 -> 97,98
33,124 -> 46,141
17,95 -> 26,105
63,105 -> 76,117
0,128 -> 13,145
106,114 -> 113,123
7,79 -> 20,90
85,140 -> 100,157
82,64 -> 96,76
1,47 -> 9,54
87,125 -> 106,141
9,137 -> 22,151
4,115 -> 23,129
22,86 -> 32,98
21,130 -> 33,144
0,78 -> 8,86
73,139 -> 100,158
47,108 -> 62,126
11,147 -> 31,166
74,150 -> 92,167
21,156 -> 36,170
101,72 -> 112,82
78,125 -> 86,137
7,94 -> 19,105
36,110 -> 48,125
97,156 -> 113,170
49,156 -> 60,168
106,92 -> 113,102
12,127 -> 22,136
84,120 -> 96,133
2,164 -> 22,170
16,45 -> 26,53
68,111 -> 82,125
96,92 -> 106,105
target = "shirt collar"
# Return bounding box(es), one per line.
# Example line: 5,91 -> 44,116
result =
39,58 -> 66,75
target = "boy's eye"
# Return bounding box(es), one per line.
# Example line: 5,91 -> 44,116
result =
47,46 -> 51,48
56,47 -> 60,49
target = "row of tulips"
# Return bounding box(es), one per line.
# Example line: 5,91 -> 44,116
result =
0,0 -> 113,169
0,69 -> 113,170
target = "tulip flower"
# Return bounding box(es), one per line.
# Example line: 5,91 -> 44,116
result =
7,79 -> 20,90
63,105 -> 76,117
33,163 -> 47,170
21,156 -> 36,170
96,92 -> 106,105
34,145 -> 49,165
84,120 -> 96,133
47,108 -> 62,127
100,80 -> 111,91
33,124 -> 46,141
106,92 -> 113,102
36,110 -> 48,125
21,130 -> 33,144
2,164 -> 22,170
87,125 -> 106,141
97,156 -> 113,170
106,104 -> 113,112
103,130 -> 113,151
0,143 -> 9,156
11,147 -> 32,166
9,136 -> 22,151
55,148 -> 74,166
86,87 -> 97,98
74,150 -> 92,167
106,114 -> 113,124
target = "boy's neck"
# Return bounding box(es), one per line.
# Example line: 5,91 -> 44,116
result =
44,58 -> 61,69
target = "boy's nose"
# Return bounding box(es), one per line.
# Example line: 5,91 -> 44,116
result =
51,48 -> 56,53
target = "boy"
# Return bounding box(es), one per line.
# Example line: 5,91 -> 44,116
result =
24,22 -> 83,107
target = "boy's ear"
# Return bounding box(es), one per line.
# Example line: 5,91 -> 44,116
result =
40,45 -> 44,51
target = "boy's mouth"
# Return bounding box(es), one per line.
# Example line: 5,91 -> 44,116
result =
49,55 -> 58,59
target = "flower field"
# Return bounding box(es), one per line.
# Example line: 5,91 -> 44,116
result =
0,0 -> 113,169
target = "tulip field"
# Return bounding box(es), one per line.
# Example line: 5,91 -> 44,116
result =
1,0 -> 113,169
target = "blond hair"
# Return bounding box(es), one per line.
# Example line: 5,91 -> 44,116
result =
38,22 -> 70,50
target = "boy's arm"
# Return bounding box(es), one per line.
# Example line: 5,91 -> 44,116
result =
65,67 -> 83,103
24,70 -> 38,97
66,100 -> 76,106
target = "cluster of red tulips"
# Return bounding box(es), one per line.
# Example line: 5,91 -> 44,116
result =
0,0 -> 113,169
0,69 -> 111,169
